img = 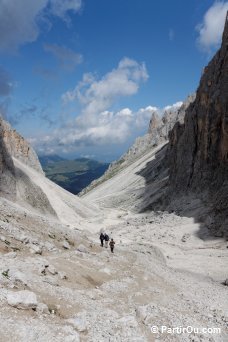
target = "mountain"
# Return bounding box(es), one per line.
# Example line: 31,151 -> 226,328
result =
38,154 -> 66,167
166,13 -> 228,237
0,17 -> 228,342
39,156 -> 109,195
0,116 -> 100,224
82,15 -> 228,239
80,95 -> 195,196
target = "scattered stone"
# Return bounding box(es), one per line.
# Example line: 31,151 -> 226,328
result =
18,235 -> 29,244
47,265 -> 57,275
44,241 -> 55,251
181,233 -> 190,242
4,251 -> 17,258
67,316 -> 88,332
59,271 -> 67,280
62,240 -> 70,249
7,290 -> 38,309
0,235 -> 6,242
101,267 -> 111,275
77,244 -> 88,253
36,302 -> 50,315
135,306 -> 147,322
9,270 -> 28,286
222,279 -> 228,286
48,233 -> 56,239
2,269 -> 9,278
29,244 -> 42,255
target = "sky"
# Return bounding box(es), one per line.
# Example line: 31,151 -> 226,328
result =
0,0 -> 227,162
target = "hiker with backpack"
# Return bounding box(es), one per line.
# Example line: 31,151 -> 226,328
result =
104,233 -> 109,248
109,238 -> 115,253
100,232 -> 105,247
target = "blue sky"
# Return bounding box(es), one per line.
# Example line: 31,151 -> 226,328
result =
0,0 -> 227,161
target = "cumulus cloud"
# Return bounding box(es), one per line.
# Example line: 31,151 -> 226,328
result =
164,101 -> 183,111
28,57 -> 182,155
30,101 -> 183,156
0,0 -> 82,52
196,1 -> 228,52
44,43 -> 83,70
62,57 -> 148,127
29,58 -> 149,153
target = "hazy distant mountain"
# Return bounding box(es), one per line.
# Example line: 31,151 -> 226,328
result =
39,154 -> 66,167
39,155 -> 109,194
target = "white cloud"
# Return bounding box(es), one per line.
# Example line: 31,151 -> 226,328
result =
29,56 -> 183,155
62,57 -> 148,128
30,58 -> 186,155
30,100 -> 184,155
196,1 -> 228,52
0,0 -> 83,52
135,106 -> 158,128
164,101 -> 183,111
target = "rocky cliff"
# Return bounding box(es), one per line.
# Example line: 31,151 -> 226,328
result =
167,13 -> 228,236
0,117 -> 44,174
0,122 -> 16,200
0,116 -> 99,222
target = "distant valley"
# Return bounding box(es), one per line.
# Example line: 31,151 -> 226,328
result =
39,155 -> 109,194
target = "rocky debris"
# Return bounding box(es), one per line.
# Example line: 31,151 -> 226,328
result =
223,279 -> 228,286
47,265 -> 58,275
9,270 -> 28,287
44,241 -> 56,251
181,233 -> 190,242
4,251 -> 17,258
77,244 -> 88,253
59,271 -> 67,280
62,240 -> 70,249
67,315 -> 88,332
36,302 -> 50,315
29,244 -> 42,255
7,290 -> 38,309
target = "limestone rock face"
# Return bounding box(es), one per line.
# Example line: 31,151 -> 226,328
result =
167,14 -> 228,235
148,112 -> 160,131
0,117 -> 43,174
148,95 -> 195,144
0,122 -> 16,200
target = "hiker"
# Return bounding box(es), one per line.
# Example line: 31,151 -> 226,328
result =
109,238 -> 115,253
100,232 -> 105,247
104,233 -> 109,248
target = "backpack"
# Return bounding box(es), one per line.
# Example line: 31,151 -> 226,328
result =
105,234 -> 109,241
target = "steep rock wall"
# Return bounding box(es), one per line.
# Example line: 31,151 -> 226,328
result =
167,14 -> 228,236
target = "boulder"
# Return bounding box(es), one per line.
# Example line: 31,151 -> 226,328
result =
7,290 -> 38,309
36,302 -> 50,315
47,265 -> 57,275
62,240 -> 70,249
67,316 -> 88,332
77,244 -> 88,253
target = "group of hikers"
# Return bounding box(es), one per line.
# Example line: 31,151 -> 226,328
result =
99,232 -> 115,253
